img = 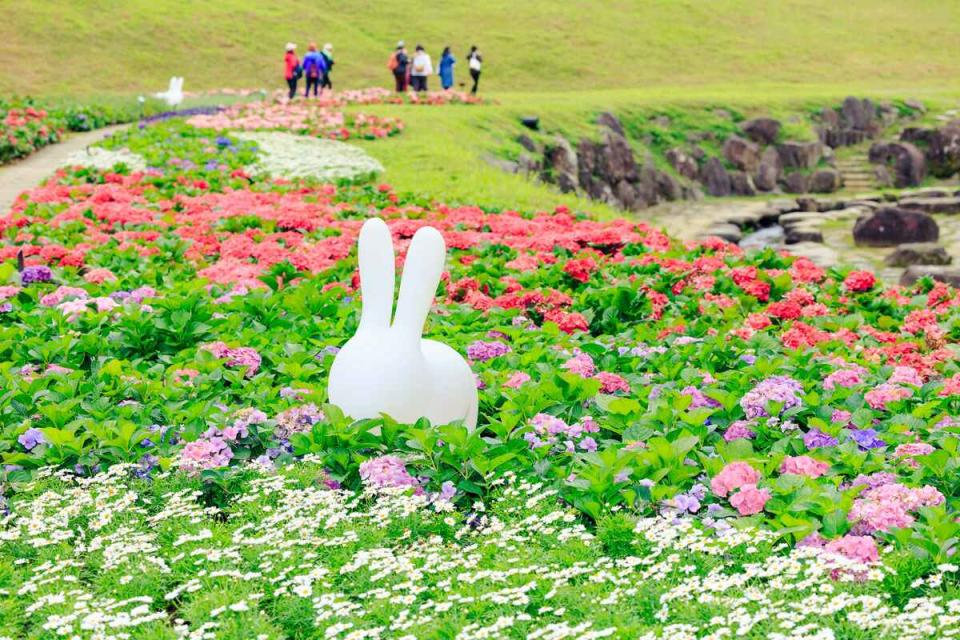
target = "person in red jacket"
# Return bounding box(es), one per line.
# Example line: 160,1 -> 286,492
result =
284,43 -> 300,99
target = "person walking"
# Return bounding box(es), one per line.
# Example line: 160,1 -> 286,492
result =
320,43 -> 335,92
302,43 -> 326,98
410,45 -> 433,92
467,45 -> 482,95
438,46 -> 456,90
284,43 -> 301,99
388,42 -> 409,92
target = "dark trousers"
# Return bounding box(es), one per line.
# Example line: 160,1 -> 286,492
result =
287,77 -> 298,99
470,69 -> 481,94
321,73 -> 332,90
305,76 -> 319,97
411,75 -> 427,92
394,71 -> 407,92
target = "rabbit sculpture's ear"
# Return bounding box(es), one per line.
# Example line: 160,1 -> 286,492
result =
393,226 -> 445,341
357,218 -> 396,332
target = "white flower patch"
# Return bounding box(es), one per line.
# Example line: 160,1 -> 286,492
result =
60,146 -> 147,171
234,131 -> 383,181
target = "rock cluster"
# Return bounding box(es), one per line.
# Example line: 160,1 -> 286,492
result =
536,113 -> 699,211
816,97 -> 896,147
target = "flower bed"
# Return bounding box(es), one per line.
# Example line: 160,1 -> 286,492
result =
233,131 -> 384,181
1,105 -> 960,634
187,101 -> 403,140
0,101 -> 63,163
3,460 -> 959,639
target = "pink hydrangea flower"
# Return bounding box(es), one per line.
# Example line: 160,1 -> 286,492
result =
723,420 -> 756,442
888,366 -> 923,386
894,442 -> 935,467
710,461 -> 760,497
779,455 -> 830,478
503,372 -> 531,389
594,372 -> 630,394
562,352 -> 596,378
823,366 -> 866,390
202,342 -> 261,377
83,268 -> 117,284
831,409 -> 852,424
40,286 -> 87,307
940,374 -> 960,397
864,384 -> 912,410
729,484 -> 771,515
824,535 -> 879,564
359,455 -> 420,490
178,436 -> 233,473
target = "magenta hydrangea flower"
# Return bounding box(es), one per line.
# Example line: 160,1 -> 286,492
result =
178,436 -> 233,474
562,352 -> 595,378
503,371 -> 531,389
723,420 -> 756,442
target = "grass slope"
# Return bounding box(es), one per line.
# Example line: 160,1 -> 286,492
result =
1,0 -> 960,95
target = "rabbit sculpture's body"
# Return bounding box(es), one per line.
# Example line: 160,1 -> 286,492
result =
327,218 -> 478,429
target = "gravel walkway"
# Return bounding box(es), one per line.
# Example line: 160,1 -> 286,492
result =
0,124 -> 128,214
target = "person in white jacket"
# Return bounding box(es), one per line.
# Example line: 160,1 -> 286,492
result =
410,44 -> 433,92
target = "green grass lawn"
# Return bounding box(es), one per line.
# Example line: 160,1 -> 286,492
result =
2,1 -> 960,96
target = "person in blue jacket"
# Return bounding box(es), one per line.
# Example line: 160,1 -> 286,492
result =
438,46 -> 456,90
302,43 -> 327,98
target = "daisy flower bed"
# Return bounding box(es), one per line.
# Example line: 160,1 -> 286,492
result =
0,112 -> 959,638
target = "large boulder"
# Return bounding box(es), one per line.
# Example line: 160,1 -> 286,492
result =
598,130 -> 638,184
884,243 -> 952,267
776,141 -> 822,169
853,207 -> 939,247
543,136 -> 579,193
809,168 -> 843,193
576,138 -> 603,198
742,117 -> 781,145
754,147 -> 782,191
840,96 -> 878,133
596,112 -> 625,136
868,141 -> 926,188
900,266 -> 960,288
781,172 -> 808,194
665,147 -> 699,180
729,171 -> 757,196
927,124 -> 960,178
723,135 -> 761,173
655,170 -> 684,202
700,157 -> 732,197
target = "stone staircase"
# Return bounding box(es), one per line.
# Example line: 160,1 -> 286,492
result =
834,154 -> 876,192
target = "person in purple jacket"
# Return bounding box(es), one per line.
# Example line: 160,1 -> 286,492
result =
302,43 -> 327,98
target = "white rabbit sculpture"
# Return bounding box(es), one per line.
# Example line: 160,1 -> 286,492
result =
327,218 -> 479,429
154,77 -> 184,107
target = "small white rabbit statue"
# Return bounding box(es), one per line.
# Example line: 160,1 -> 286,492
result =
327,218 -> 479,429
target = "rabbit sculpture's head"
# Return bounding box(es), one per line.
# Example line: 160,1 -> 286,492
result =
327,218 -> 447,422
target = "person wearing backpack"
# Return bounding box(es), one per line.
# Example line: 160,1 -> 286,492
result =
284,43 -> 301,99
320,43 -> 335,91
388,42 -> 409,92
410,45 -> 433,92
467,45 -> 482,95
302,43 -> 326,98
438,46 -> 456,91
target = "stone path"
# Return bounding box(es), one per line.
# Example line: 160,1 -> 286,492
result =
0,124 -> 129,215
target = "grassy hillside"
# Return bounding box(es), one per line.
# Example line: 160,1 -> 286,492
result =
1,0 -> 960,96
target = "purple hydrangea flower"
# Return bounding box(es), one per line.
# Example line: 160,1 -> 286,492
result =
21,266 -> 52,285
740,376 -> 804,418
803,429 -> 838,449
848,428 -> 887,450
18,428 -> 46,451
672,493 -> 701,514
466,340 -> 510,362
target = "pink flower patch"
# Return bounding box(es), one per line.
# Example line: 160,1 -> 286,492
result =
779,455 -> 830,478
729,484 -> 771,515
710,461 -> 761,498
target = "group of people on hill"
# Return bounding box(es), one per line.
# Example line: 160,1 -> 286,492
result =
387,42 -> 483,94
283,42 -> 335,99
282,41 -> 483,99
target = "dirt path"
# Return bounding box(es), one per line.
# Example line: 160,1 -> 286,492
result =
0,124 -> 129,214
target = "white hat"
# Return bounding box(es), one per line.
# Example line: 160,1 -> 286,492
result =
324,43 -> 333,51
397,40 -> 405,48
285,42 -> 296,51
